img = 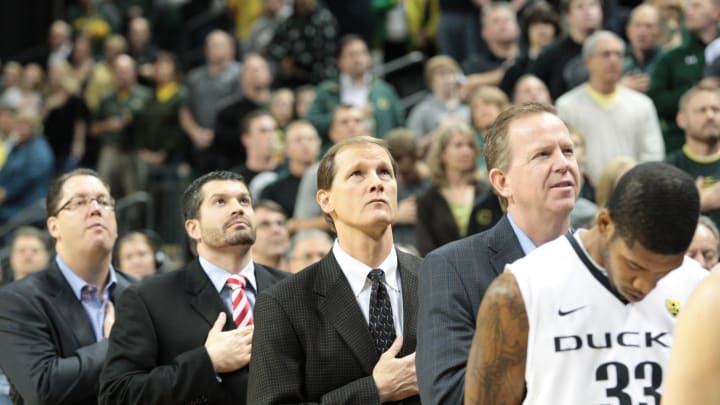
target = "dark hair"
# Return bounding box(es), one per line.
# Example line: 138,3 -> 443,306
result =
330,104 -> 359,128
155,50 -> 183,82
12,226 -> 51,252
239,109 -> 273,137
522,2 -> 561,44
607,162 -> 700,254
286,229 -> 332,261
561,0 -> 601,14
253,199 -> 285,215
337,34 -> 367,59
385,128 -> 418,161
118,231 -> 156,252
182,171 -> 248,221
46,168 -> 110,218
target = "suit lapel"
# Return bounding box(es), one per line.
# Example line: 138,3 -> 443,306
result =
488,216 -> 525,276
253,263 -> 274,293
314,253 -> 378,374
397,251 -> 418,357
185,260 -> 234,331
113,270 -> 134,298
45,263 -> 97,347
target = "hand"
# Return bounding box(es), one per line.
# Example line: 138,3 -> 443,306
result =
107,117 -> 125,132
372,336 -> 419,402
44,93 -> 66,111
204,313 -> 254,373
191,127 -> 214,149
620,73 -> 650,93
698,177 -> 720,212
103,300 -> 115,338
394,196 -> 417,225
139,149 -> 166,166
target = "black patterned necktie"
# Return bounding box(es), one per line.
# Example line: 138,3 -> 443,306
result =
367,269 -> 396,355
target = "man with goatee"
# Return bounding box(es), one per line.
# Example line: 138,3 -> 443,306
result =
99,171 -> 287,405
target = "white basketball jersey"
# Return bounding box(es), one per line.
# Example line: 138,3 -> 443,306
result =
510,231 -> 707,405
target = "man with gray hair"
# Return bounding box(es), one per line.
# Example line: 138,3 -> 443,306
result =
556,30 -> 664,186
286,229 -> 333,273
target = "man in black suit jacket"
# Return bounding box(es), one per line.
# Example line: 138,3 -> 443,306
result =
416,103 -> 582,404
248,136 -> 421,404
99,171 -> 287,405
0,168 -> 133,405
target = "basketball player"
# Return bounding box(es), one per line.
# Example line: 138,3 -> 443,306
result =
464,162 -> 708,405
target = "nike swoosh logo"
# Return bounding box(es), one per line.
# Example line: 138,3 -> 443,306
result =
558,306 -> 587,316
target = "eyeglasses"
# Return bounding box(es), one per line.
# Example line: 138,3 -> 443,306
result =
54,195 -> 116,215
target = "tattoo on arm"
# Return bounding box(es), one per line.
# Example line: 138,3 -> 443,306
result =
465,272 -> 529,405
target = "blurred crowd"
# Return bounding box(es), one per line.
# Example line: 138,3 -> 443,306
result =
0,0 -> 719,281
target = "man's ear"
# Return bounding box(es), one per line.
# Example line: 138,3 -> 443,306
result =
488,168 -> 511,201
596,209 -> 614,236
676,109 -> 687,130
185,219 -> 200,242
317,189 -> 333,215
47,217 -> 59,240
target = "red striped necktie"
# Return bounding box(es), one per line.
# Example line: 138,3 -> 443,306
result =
227,274 -> 253,328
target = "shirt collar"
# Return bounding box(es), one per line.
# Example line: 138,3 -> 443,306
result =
340,72 -> 371,89
55,255 -> 117,300
332,239 -> 399,298
507,213 -> 537,255
199,256 -> 257,293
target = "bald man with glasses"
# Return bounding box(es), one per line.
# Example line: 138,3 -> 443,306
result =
0,168 -> 134,405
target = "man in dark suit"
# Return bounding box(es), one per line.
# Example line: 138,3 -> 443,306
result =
248,136 -> 421,404
0,168 -> 134,405
99,171 -> 287,405
416,103 -> 581,404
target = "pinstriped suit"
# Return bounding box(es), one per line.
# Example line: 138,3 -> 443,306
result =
247,250 -> 422,405
416,216 -> 525,404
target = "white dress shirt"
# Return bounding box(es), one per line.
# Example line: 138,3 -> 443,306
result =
333,240 -> 404,336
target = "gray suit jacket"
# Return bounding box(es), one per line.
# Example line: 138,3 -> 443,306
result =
247,249 -> 422,404
416,216 -> 525,404
0,260 -> 134,405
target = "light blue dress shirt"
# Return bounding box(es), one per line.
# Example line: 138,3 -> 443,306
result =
507,213 -> 538,255
56,255 -> 117,342
198,256 -> 257,314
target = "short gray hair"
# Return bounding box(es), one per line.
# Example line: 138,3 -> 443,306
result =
698,215 -> 720,249
286,229 -> 333,261
582,30 -> 625,59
